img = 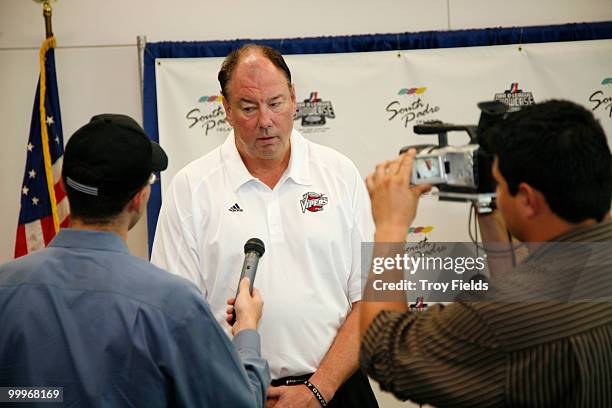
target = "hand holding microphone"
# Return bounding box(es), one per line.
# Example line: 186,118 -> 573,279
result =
227,277 -> 264,336
226,238 -> 265,335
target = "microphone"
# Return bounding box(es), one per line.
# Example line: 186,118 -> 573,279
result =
230,238 -> 265,326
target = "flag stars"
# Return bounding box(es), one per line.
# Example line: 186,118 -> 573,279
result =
22,186 -> 29,196
54,136 -> 60,144
28,169 -> 37,179
27,143 -> 34,152
32,197 -> 40,206
46,116 -> 54,125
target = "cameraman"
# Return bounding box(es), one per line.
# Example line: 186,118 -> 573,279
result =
359,100 -> 612,407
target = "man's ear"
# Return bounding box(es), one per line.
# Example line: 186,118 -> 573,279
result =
222,95 -> 233,127
290,83 -> 297,111
517,182 -> 546,220
126,187 -> 148,213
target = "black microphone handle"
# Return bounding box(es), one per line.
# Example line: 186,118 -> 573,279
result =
230,251 -> 260,326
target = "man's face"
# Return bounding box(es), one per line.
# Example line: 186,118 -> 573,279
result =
222,52 -> 296,162
492,158 -> 525,241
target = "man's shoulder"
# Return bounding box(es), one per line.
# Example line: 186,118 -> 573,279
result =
558,219 -> 612,243
0,248 -> 57,282
172,144 -> 225,188
466,300 -> 612,348
121,254 -> 196,288
109,255 -> 208,318
300,135 -> 360,175
0,248 -> 207,323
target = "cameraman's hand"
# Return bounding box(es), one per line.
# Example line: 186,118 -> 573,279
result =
366,149 -> 431,242
226,277 -> 263,336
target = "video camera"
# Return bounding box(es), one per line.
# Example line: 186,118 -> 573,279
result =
401,101 -> 511,213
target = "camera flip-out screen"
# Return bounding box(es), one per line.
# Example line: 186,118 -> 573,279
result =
413,156 -> 446,185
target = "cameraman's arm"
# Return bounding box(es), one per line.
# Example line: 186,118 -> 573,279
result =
477,210 -> 525,278
361,150 -> 431,339
477,210 -> 508,242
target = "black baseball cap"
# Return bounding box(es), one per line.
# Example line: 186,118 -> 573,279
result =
62,114 -> 168,197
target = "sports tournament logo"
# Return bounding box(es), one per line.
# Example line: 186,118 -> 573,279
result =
493,83 -> 535,111
300,192 -> 328,213
294,92 -> 335,135
185,94 -> 231,136
294,92 -> 335,126
409,296 -> 428,310
588,78 -> 612,119
386,87 -> 441,128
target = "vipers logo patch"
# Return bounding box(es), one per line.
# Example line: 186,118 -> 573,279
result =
300,192 -> 329,213
294,92 -> 336,127
494,83 -> 535,112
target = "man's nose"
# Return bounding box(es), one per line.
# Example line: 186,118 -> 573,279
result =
258,107 -> 273,129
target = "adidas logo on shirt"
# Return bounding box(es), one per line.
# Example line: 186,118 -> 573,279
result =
228,203 -> 243,212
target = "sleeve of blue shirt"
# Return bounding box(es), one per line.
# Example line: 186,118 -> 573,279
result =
233,329 -> 270,404
169,297 -> 270,407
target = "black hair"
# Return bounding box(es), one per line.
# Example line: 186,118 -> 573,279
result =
492,99 -> 612,223
64,182 -> 146,225
218,44 -> 292,101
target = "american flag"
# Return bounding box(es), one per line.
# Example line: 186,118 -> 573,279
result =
14,37 -> 70,258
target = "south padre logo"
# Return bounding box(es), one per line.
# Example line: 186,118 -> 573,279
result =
493,83 -> 535,112
407,226 -> 434,235
386,87 -> 441,128
294,92 -> 336,127
588,78 -> 612,119
185,94 -> 231,136
300,192 -> 328,213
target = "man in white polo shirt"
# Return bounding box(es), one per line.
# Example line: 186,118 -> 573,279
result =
151,44 -> 377,407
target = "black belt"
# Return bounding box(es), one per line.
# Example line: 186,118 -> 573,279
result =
271,373 -> 313,387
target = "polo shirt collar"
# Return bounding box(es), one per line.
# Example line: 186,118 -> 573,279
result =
221,131 -> 255,192
48,228 -> 130,254
525,220 -> 612,261
285,130 -> 311,186
221,129 -> 312,192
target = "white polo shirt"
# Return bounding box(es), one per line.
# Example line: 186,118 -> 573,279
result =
151,129 -> 373,379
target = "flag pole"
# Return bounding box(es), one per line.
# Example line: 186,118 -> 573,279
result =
33,0 -> 55,39
43,1 -> 53,38
15,1 -> 66,257
36,0 -> 61,233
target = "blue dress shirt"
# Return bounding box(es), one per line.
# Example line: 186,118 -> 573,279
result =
0,229 -> 270,407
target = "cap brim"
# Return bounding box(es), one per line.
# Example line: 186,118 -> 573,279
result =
151,141 -> 168,172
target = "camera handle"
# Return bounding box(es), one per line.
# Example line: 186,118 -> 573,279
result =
413,121 -> 478,146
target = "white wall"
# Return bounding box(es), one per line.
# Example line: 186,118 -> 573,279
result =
1,2 -> 611,404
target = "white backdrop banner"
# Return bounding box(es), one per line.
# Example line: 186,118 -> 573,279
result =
155,39 -> 612,242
